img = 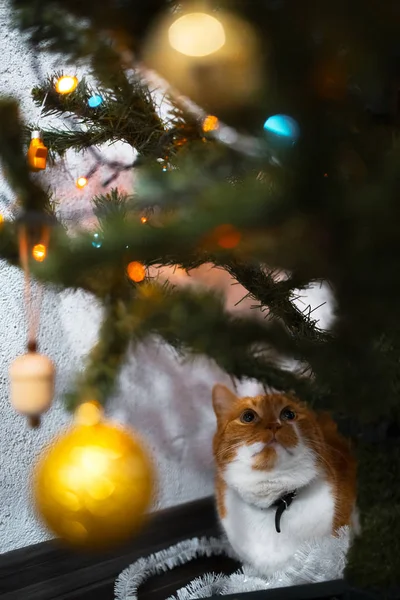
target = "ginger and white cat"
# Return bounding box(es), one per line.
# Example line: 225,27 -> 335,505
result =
212,384 -> 357,576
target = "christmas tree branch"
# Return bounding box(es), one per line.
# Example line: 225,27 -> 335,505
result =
31,71 -> 167,157
21,182 -> 280,292
219,261 -> 329,342
0,221 -> 19,264
0,173 -> 316,302
0,99 -> 50,213
33,127 -> 115,158
120,283 -> 314,400
62,281 -> 317,411
30,64 -> 205,161
11,0 -> 168,60
65,296 -> 131,411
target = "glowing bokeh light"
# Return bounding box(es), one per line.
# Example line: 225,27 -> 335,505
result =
168,13 -> 226,57
202,115 -> 220,132
88,95 -> 103,108
263,114 -> 300,140
92,233 -> 103,249
215,224 -> 241,249
127,261 -> 146,283
76,177 -> 88,189
55,76 -> 78,95
32,243 -> 47,262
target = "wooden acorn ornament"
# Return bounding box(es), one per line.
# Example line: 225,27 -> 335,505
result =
9,224 -> 55,427
9,341 -> 55,428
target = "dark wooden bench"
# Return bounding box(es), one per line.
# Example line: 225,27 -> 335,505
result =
0,497 -> 377,600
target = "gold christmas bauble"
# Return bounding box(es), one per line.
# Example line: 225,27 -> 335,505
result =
33,404 -> 156,550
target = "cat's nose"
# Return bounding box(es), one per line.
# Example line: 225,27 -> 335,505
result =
266,422 -> 282,433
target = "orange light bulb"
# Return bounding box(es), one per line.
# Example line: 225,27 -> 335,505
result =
140,216 -> 148,224
76,177 -> 88,189
55,75 -> 78,95
127,261 -> 146,283
215,224 -> 241,249
202,115 -> 219,132
32,244 -> 47,262
27,131 -> 48,171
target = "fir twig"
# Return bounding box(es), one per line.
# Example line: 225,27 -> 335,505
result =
220,261 -> 330,343
120,283 -> 315,400
0,99 -> 50,213
65,296 -> 131,410
31,70 -> 168,157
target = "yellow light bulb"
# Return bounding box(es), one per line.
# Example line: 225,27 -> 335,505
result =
140,216 -> 148,224
32,243 -> 47,262
55,76 -> 79,95
168,13 -> 226,57
76,177 -> 88,189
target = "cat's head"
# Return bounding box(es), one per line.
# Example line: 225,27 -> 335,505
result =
212,384 -> 326,502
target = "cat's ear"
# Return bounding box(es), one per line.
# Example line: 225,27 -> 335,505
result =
212,384 -> 237,421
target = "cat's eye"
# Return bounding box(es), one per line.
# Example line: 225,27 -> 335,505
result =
280,407 -> 296,421
240,409 -> 258,424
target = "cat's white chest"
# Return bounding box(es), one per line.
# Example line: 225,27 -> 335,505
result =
222,479 -> 335,575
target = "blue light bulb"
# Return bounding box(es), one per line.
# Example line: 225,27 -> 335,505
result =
263,114 -> 300,141
92,232 -> 103,248
88,95 -> 103,108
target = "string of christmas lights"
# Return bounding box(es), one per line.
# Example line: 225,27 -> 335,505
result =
27,56 -> 145,189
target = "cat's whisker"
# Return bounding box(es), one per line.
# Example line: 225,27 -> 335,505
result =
304,441 -> 335,473
305,438 -> 351,465
215,442 -> 243,461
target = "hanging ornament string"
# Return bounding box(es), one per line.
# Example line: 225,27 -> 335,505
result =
10,222 -> 55,428
8,55 -> 57,429
22,67 -> 48,347
18,224 -> 47,352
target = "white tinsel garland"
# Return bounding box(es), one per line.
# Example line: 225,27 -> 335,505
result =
114,528 -> 351,600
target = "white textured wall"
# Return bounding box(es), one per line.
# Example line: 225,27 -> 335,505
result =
0,2 -> 333,554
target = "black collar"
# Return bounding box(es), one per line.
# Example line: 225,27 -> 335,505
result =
271,490 -> 297,533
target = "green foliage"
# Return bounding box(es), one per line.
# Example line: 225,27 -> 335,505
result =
65,297 -> 131,410
11,0 -> 167,59
29,63 -> 205,161
92,189 -> 131,226
120,282 -> 309,395
347,441 -> 400,589
31,70 -> 167,157
0,99 -> 50,212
